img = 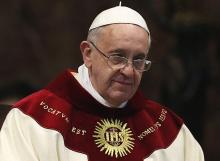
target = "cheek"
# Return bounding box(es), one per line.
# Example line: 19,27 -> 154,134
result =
131,71 -> 142,84
136,74 -> 142,86
101,69 -> 116,87
92,65 -> 116,90
130,73 -> 142,94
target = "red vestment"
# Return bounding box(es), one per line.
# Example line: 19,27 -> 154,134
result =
0,70 -> 204,161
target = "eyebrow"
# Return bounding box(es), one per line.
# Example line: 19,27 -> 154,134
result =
108,49 -> 125,55
133,53 -> 146,59
108,48 -> 146,58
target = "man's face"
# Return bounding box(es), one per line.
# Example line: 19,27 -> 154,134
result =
82,24 -> 150,106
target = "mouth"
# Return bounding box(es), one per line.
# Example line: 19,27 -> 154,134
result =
112,79 -> 133,86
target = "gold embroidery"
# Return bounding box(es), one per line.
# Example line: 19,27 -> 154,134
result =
40,101 -> 70,123
93,119 -> 135,158
138,108 -> 167,140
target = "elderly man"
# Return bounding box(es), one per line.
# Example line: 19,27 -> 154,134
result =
0,4 -> 204,161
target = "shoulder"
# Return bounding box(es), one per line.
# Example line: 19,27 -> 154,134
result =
12,89 -> 72,134
131,91 -> 183,125
141,98 -> 183,127
148,99 -> 182,121
135,97 -> 184,142
130,91 -> 183,132
14,88 -> 71,113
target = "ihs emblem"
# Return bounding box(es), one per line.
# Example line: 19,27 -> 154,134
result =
93,119 -> 135,158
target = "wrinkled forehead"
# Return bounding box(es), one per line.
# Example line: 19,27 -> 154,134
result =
98,24 -> 149,40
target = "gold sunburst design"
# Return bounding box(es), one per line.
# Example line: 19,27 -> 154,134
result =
93,118 -> 135,158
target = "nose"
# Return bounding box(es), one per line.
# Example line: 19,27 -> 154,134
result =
120,61 -> 135,77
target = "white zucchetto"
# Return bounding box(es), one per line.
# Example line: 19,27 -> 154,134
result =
89,4 -> 150,34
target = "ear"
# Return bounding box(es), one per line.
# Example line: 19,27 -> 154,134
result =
80,41 -> 92,68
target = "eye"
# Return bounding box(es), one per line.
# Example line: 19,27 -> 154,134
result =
109,55 -> 127,65
133,59 -> 145,65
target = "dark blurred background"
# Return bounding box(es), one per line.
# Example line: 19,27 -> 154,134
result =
0,0 -> 219,160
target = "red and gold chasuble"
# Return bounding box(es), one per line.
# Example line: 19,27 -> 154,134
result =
12,69 -> 184,161
1,69 -> 203,161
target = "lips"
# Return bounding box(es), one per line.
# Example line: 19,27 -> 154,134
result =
112,79 -> 133,85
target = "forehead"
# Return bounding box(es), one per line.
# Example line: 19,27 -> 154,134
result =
100,24 -> 148,39
96,24 -> 149,54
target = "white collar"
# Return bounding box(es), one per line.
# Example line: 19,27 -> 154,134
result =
73,64 -> 127,108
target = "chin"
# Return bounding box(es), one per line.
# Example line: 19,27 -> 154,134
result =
109,91 -> 133,104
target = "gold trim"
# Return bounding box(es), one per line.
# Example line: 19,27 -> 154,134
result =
93,119 -> 135,158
